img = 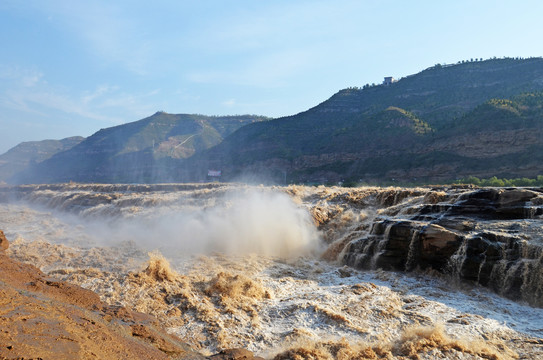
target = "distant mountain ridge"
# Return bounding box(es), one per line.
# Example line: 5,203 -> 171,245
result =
0,137 -> 84,183
10,113 -> 268,183
7,57 -> 543,185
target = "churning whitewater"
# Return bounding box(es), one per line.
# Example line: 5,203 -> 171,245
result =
1,183 -> 542,359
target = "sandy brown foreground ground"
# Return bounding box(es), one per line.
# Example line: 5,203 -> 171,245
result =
0,229 -> 263,360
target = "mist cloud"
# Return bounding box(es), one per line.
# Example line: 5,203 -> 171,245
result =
100,189 -> 322,258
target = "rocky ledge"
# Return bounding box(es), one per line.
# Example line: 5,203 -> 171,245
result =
338,188 -> 543,307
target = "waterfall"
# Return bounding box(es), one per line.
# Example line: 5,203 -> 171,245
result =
339,187 -> 543,307
404,227 -> 422,271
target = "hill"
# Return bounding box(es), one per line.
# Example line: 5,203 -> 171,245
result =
185,57 -> 543,184
9,57 -> 543,185
0,136 -> 84,183
11,113 -> 268,183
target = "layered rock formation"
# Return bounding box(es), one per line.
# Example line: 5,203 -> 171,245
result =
338,187 -> 543,306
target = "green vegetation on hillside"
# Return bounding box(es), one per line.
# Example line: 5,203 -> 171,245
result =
383,107 -> 433,134
443,91 -> 543,134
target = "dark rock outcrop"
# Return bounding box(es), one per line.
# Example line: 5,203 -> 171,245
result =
341,188 -> 543,307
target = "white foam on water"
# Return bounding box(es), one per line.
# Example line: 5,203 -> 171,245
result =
1,184 -> 542,358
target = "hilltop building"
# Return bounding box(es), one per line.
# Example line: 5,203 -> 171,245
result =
207,169 -> 222,182
383,77 -> 396,86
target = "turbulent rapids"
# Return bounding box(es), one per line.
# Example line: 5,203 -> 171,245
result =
1,183 -> 543,359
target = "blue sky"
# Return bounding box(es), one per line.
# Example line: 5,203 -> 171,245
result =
1,0 -> 542,153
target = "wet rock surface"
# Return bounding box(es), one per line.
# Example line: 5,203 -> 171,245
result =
340,187 -> 543,306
